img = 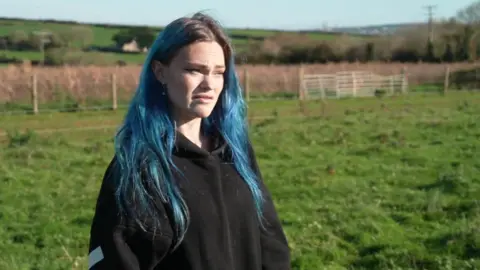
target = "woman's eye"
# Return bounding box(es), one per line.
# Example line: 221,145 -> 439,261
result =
185,68 -> 224,76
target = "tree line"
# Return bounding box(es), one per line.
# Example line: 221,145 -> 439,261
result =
0,25 -> 157,65
237,1 -> 480,64
234,20 -> 479,64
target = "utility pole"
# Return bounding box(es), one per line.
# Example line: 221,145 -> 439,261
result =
423,5 -> 437,42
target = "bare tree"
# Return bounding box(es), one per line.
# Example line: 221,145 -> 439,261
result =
456,0 -> 480,25
455,0 -> 480,60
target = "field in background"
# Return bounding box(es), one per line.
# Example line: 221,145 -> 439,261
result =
0,17 -> 351,64
1,50 -> 149,65
0,17 -> 344,46
1,62 -> 478,112
1,92 -> 480,269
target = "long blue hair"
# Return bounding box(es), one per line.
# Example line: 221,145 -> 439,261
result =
112,12 -> 265,249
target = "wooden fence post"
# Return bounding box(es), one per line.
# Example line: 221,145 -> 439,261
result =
243,69 -> 250,102
297,64 -> 308,116
335,73 -> 340,99
298,64 -> 304,100
389,76 -> 394,95
401,67 -> 408,94
351,71 -> 357,97
111,73 -> 117,110
443,66 -> 450,95
31,73 -> 38,115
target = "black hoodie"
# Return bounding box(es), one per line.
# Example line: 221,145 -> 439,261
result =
88,131 -> 291,270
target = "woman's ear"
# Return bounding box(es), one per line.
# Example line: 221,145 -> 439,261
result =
151,60 -> 166,84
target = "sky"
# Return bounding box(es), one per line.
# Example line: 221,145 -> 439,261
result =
0,0 -> 474,30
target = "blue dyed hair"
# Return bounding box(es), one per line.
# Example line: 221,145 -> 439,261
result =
113,12 -> 265,249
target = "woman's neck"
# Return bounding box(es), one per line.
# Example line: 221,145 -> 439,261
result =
175,117 -> 211,150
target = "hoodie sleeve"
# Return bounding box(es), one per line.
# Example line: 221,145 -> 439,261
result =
247,142 -> 292,270
88,158 -> 173,270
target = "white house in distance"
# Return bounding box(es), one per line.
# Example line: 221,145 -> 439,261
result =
121,39 -> 148,53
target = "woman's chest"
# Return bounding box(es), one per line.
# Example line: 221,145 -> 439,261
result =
172,156 -> 258,226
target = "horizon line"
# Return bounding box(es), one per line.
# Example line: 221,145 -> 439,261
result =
0,15 -> 429,31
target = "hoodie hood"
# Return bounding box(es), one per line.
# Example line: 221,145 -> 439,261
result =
172,130 -> 229,161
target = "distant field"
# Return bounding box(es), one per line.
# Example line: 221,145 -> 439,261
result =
0,17 -> 351,64
0,19 -> 123,47
0,18 -> 349,46
0,50 -> 147,65
1,92 -> 480,269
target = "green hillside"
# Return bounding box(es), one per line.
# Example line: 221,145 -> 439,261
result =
0,17 -> 350,47
0,18 -> 124,47
0,17 -> 366,65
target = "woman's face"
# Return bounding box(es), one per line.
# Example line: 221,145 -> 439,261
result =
152,41 -> 226,123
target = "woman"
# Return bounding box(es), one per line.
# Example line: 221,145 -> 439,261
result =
88,12 -> 291,270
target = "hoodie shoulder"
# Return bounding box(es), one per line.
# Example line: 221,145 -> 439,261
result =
88,157 -> 174,269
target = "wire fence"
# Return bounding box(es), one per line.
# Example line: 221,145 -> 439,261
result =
1,63 -> 478,116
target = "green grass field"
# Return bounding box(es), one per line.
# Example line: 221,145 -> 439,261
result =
1,92 -> 480,269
